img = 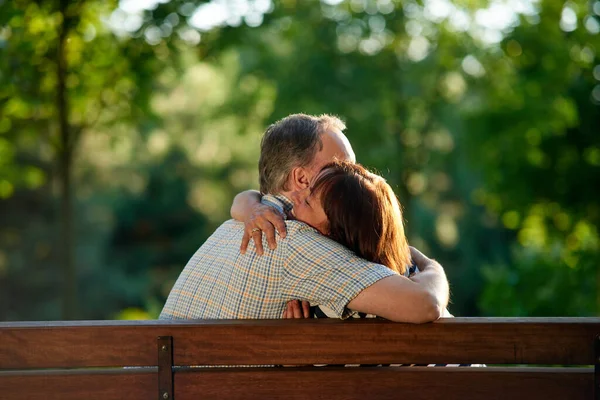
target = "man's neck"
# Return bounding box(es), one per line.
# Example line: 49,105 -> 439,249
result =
265,193 -> 294,216
279,191 -> 293,201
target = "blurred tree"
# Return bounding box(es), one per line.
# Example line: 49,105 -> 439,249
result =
468,0 -> 600,316
0,0 -> 266,320
0,0 -> 598,321
0,0 -> 184,318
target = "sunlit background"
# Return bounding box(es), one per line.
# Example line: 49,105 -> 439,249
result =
0,0 -> 598,321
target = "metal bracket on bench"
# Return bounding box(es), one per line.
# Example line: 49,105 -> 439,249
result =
158,336 -> 174,400
595,334 -> 599,400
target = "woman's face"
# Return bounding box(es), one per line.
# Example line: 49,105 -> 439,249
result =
290,185 -> 329,235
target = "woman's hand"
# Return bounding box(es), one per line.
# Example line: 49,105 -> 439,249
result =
240,203 -> 287,255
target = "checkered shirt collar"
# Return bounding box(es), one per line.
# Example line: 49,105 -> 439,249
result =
262,194 -> 294,219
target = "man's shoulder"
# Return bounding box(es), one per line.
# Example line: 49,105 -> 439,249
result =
202,219 -> 244,241
283,220 -> 355,255
284,219 -> 316,231
214,218 -> 244,231
284,220 -> 325,238
219,218 -> 244,228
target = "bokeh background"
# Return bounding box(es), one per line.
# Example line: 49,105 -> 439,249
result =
0,0 -> 598,321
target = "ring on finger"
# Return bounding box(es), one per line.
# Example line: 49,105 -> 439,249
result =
251,228 -> 261,233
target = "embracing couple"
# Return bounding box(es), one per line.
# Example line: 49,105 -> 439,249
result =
160,113 -> 449,323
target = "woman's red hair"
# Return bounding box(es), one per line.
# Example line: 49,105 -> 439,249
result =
311,161 -> 410,275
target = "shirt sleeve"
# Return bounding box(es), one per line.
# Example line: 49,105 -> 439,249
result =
281,224 -> 397,319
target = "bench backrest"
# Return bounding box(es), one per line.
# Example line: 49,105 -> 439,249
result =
1,317 -> 599,399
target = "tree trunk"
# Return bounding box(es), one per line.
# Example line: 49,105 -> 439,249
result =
57,0 -> 76,320
597,264 -> 600,315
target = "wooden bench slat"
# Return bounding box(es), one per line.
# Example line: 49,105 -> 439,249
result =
0,367 -> 592,400
175,367 -> 594,400
1,318 -> 598,368
0,371 -> 156,400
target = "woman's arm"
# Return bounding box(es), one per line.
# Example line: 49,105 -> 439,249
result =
230,190 -> 262,221
230,190 -> 287,255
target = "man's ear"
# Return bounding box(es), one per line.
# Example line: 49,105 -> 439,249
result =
289,167 -> 311,191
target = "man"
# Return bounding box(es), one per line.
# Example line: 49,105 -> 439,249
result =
160,114 -> 448,322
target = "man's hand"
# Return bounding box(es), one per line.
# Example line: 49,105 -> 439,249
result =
240,204 -> 287,255
408,246 -> 450,314
409,246 -> 433,271
282,300 -> 310,318
410,247 -> 453,318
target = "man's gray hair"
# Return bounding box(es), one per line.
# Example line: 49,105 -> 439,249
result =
259,113 -> 346,194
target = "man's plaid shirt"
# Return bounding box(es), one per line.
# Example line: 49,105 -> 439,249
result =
160,194 -> 397,320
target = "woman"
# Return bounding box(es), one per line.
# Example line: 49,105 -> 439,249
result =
290,160 -> 471,367
290,160 -> 417,318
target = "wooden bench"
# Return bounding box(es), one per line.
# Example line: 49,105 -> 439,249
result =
1,318 -> 599,399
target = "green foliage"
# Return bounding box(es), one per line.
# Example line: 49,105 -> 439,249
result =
0,0 -> 598,320
464,0 -> 600,316
480,247 -> 598,316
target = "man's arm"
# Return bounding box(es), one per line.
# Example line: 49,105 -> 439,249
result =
230,190 -> 287,255
407,246 -> 450,314
282,247 -> 449,321
348,247 -> 448,323
283,227 -> 448,323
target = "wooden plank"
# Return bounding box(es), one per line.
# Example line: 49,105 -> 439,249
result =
175,367 -> 594,400
0,370 -> 156,400
170,318 -> 600,366
0,367 -> 591,400
0,321 -> 158,369
1,318 -> 599,368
